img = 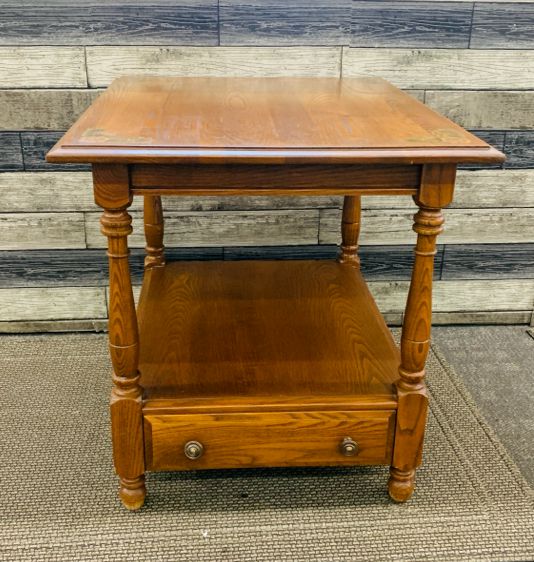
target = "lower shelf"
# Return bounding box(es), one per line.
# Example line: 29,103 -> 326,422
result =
138,259 -> 400,414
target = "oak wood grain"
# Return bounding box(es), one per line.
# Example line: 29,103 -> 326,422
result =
47,76 -> 502,165
137,260 -> 400,407
144,410 -> 395,471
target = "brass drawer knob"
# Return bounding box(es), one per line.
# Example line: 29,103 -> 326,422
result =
340,437 -> 359,456
184,440 -> 204,460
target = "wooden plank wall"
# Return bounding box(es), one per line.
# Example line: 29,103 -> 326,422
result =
0,0 -> 533,330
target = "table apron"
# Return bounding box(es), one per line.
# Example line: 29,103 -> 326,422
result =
129,163 -> 421,197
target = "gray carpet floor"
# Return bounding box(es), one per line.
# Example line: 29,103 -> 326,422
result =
434,326 -> 534,486
0,329 -> 533,561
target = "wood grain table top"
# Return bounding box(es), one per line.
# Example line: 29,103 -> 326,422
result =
47,76 -> 505,165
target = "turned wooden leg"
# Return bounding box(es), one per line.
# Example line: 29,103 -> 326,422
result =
389,164 -> 455,502
337,195 -> 361,268
143,195 -> 165,268
101,207 -> 146,510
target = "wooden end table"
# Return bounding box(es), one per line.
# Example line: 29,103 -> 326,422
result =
47,77 -> 504,510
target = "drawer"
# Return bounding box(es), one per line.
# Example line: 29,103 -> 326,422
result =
144,410 -> 396,471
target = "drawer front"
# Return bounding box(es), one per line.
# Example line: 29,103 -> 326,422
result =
144,410 -> 395,471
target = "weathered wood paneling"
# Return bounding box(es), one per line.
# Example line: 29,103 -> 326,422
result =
471,3 -> 534,49
220,0 -> 349,45
342,48 -> 534,89
426,91 -> 534,130
0,133 -> 23,172
0,1 -> 218,46
369,279 -> 534,312
504,132 -> 534,169
0,213 -> 86,250
320,208 -> 534,245
2,169 -> 533,213
0,47 -> 86,88
21,132 -> 89,171
0,319 -> 109,333
0,90 -> 102,130
0,172 -> 95,212
442,244 -> 534,280
350,1 -> 472,48
0,248 -> 223,288
85,210 -> 320,248
86,46 -> 342,87
0,287 -> 107,321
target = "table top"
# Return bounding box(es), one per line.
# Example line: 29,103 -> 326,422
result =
47,76 -> 504,165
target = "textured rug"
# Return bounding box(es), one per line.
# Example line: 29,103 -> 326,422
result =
0,334 -> 533,562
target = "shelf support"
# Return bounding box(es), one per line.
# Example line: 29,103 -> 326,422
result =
143,195 -> 165,269
94,164 -> 146,510
389,164 -> 456,502
337,195 -> 361,268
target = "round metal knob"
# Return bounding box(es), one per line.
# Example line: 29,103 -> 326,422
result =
340,437 -> 359,457
184,440 -> 204,460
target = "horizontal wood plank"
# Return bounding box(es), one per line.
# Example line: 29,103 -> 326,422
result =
0,287 -> 107,321
504,132 -> 534,169
342,47 -> 534,89
21,132 -> 89,171
471,3 -> 534,49
0,90 -> 102,130
0,213 -> 86,250
2,168 -> 534,213
0,47 -> 86,88
86,47 -> 342,87
426,91 -> 534,130
0,1 -> 218,46
220,0 -> 349,45
350,1 -> 472,48
0,319 -> 109,333
320,208 -> 534,245
370,279 -> 534,312
0,133 -> 23,172
85,210 -> 320,248
459,130 -> 505,171
442,244 -> 534,280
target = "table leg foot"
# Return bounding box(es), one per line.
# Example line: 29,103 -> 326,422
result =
387,467 -> 415,502
119,475 -> 146,510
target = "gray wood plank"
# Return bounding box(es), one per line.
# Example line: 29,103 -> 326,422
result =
85,210 -> 320,248
431,311 -> 532,325
86,46 -> 342,87
460,130 -> 505,170
369,279 -> 534,312
472,3 -> 534,48
5,168 -> 534,212
0,90 -> 102,130
0,213 -> 86,250
0,287 -> 107,321
0,47 -> 86,88
342,47 -> 534,89
0,1 -> 218,46
320,208 -> 534,245
0,133 -> 23,171
21,132 -> 89,171
220,0 -> 349,46
442,244 -> 534,280
426,91 -> 534,130
0,248 -> 224,288
504,131 -> 534,169
351,2 -> 472,48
